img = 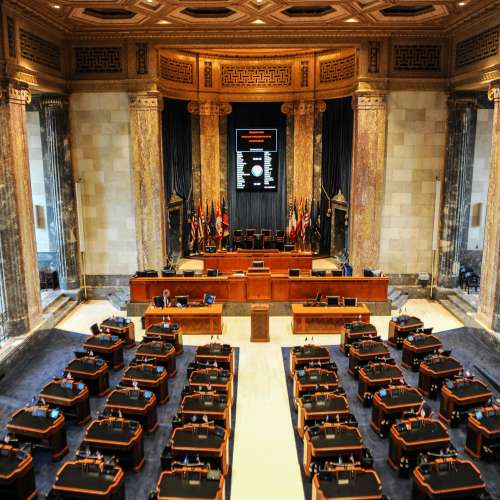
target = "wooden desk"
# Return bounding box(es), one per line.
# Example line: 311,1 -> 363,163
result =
202,250 -> 313,273
291,304 -> 370,335
144,304 -> 223,335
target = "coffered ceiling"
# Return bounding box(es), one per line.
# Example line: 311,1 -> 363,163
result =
9,0 -> 500,34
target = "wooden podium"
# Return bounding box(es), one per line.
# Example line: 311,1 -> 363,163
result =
251,303 -> 270,342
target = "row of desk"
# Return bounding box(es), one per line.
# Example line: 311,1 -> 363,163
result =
130,274 -> 389,304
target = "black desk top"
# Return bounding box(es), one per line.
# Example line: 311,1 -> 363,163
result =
40,379 -> 87,400
123,365 -> 165,382
196,344 -> 232,357
292,345 -> 330,359
393,419 -> 448,444
421,356 -> 462,374
404,334 -> 441,348
66,357 -> 107,374
148,323 -> 179,333
172,427 -> 225,450
361,364 -> 402,381
136,341 -> 174,356
54,461 -> 122,494
106,389 -> 155,409
414,460 -> 484,494
85,419 -> 141,444
376,388 -> 422,407
445,379 -> 491,399
301,395 -> 349,413
101,317 -> 132,328
158,471 -> 221,499
471,408 -> 500,432
0,446 -> 31,478
310,426 -> 361,449
392,316 -> 422,327
182,395 -> 228,414
84,334 -> 122,347
297,369 -> 338,386
316,469 -> 381,499
190,369 -> 231,386
351,341 -> 388,355
347,323 -> 377,334
9,407 -> 62,431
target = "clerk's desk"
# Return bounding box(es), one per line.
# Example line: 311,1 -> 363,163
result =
130,273 -> 388,304
144,304 -> 223,334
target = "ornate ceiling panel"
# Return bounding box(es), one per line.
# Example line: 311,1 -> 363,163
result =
8,0 -> 499,33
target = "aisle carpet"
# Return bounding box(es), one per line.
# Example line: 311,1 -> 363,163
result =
0,328 -> 239,499
282,327 -> 500,500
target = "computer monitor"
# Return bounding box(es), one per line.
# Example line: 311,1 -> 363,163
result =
331,270 -> 343,277
284,244 -> 295,252
153,295 -> 163,308
289,268 -> 300,277
176,295 -> 189,307
183,270 -> 195,277
207,269 -> 218,277
344,297 -> 357,307
203,294 -> 216,305
363,269 -> 374,277
205,245 -> 217,253
312,270 -> 326,277
252,260 -> 265,268
162,269 -> 176,277
327,296 -> 340,306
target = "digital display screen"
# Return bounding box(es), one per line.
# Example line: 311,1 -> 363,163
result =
236,129 -> 278,191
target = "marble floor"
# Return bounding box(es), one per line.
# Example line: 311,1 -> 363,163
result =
57,300 -> 463,500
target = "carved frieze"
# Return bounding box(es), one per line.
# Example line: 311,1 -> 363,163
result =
129,92 -> 161,111
281,100 -> 326,116
20,29 -> 61,72
393,45 -> 441,72
0,80 -> 31,105
221,64 -> 291,87
300,61 -> 309,87
455,27 -> 499,70
188,101 -> 232,116
319,54 -> 356,84
159,56 -> 193,84
352,92 -> 386,110
40,95 -> 67,109
204,61 -> 213,88
368,42 -> 380,74
74,47 -> 122,74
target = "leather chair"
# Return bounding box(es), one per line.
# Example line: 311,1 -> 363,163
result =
233,229 -> 243,249
275,229 -> 285,251
262,229 -> 272,249
245,229 -> 256,249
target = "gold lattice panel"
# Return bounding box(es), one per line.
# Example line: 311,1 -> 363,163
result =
221,64 -> 292,87
74,47 -> 122,73
19,28 -> 61,71
159,56 -> 194,84
393,45 -> 442,72
455,26 -> 499,70
319,54 -> 356,84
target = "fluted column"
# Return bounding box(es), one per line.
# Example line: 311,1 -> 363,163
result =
437,93 -> 477,288
350,92 -> 387,275
0,80 -> 41,335
477,81 -> 500,333
281,100 -> 325,203
129,91 -> 166,271
39,95 -> 80,290
188,101 -> 231,205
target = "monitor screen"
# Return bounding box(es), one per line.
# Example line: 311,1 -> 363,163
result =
327,296 -> 340,306
344,297 -> 357,307
252,260 -> 264,268
289,268 -> 300,277
176,295 -> 189,307
204,294 -> 216,305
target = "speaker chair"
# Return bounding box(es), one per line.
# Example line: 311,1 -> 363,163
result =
90,323 -> 101,336
233,229 -> 244,249
245,229 -> 256,249
262,229 -> 272,249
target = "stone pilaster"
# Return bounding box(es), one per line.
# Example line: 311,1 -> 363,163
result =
477,81 -> 500,333
438,93 -> 477,288
39,95 -> 80,290
281,100 -> 325,204
189,101 -> 231,205
350,92 -> 387,275
129,91 -> 166,271
0,80 -> 42,335
191,113 -> 201,204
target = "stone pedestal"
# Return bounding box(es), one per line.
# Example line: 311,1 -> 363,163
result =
349,92 -> 387,275
129,92 -> 166,271
188,101 -> 231,205
477,82 -> 500,333
281,101 -> 325,204
438,94 -> 477,288
39,95 -> 80,290
0,80 -> 42,336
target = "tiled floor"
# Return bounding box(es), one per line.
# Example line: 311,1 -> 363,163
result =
57,299 -> 463,500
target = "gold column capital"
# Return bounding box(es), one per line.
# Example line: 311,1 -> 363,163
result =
0,79 -> 31,105
488,80 -> 500,103
40,94 -> 68,110
188,101 -> 231,116
281,100 -> 326,116
128,91 -> 162,111
352,92 -> 386,111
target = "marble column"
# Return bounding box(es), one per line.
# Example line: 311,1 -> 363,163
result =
349,92 -> 387,275
189,101 -> 231,205
39,95 -> 80,290
0,79 -> 42,335
477,81 -> 500,333
129,91 -> 166,271
282,100 -> 325,204
438,94 -> 477,288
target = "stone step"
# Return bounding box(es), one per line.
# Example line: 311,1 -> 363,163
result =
107,291 -> 129,311
447,293 -> 476,315
392,293 -> 409,311
438,299 -> 477,328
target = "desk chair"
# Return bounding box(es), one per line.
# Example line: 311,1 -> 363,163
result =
90,324 -> 101,336
245,229 -> 256,249
331,270 -> 343,277
275,229 -> 285,250
262,229 -> 272,249
233,230 -> 243,249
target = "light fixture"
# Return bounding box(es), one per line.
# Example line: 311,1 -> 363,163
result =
157,20 -> 171,24
345,17 -> 359,22
53,3 -> 61,8
252,19 -> 265,24
458,1 -> 466,5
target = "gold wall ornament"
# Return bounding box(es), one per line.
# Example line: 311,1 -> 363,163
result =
455,26 -> 499,71
319,54 -> 355,84
159,56 -> 194,84
74,46 -> 122,74
128,92 -> 161,111
188,101 -> 232,116
136,43 -> 148,75
392,45 -> 442,73
0,80 -> 31,105
352,92 -> 386,110
368,42 -> 380,74
281,100 -> 326,116
488,80 -> 500,102
220,64 -> 292,87
19,28 -> 61,72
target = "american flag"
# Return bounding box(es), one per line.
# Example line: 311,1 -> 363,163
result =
302,200 -> 311,241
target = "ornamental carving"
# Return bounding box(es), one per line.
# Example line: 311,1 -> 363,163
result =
0,80 -> 31,105
488,80 -> 500,103
393,45 -> 441,72
281,100 -> 326,116
368,42 -> 380,74
129,92 -> 161,111
159,56 -> 194,84
455,27 -> 499,70
352,93 -> 386,110
221,64 -> 291,87
188,101 -> 232,116
204,61 -> 213,88
136,43 -> 148,75
20,28 -> 61,72
319,54 -> 356,84
74,47 -> 122,74
300,61 -> 309,87
40,95 -> 68,110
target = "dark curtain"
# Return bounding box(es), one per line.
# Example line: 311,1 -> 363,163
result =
162,98 -> 193,256
320,97 -> 353,254
227,102 -> 287,233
